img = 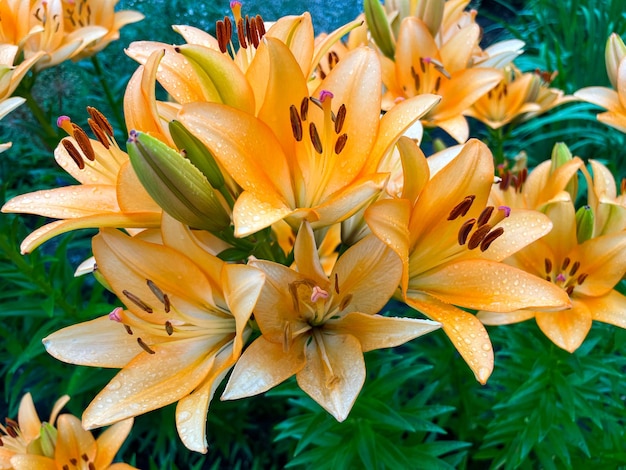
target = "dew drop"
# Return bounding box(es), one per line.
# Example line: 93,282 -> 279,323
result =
178,410 -> 192,423
107,380 -> 122,391
481,343 -> 492,352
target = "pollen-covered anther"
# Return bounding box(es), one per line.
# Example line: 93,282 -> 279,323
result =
476,206 -> 494,226
215,17 -> 232,53
87,118 -> 110,149
137,337 -> 156,354
467,224 -> 492,250
61,139 -> 85,169
289,105 -> 303,141
165,321 -> 174,336
122,289 -> 153,313
87,106 -> 114,137
457,218 -> 476,245
544,258 -> 553,274
334,133 -> 348,154
448,195 -> 476,220
71,124 -> 95,161
236,18 -> 247,49
334,104 -> 346,134
561,257 -> 571,270
479,227 -> 504,251
124,325 -> 133,335
300,97 -> 309,121
309,122 -> 323,154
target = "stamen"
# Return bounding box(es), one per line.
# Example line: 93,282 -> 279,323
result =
244,15 -> 252,47
457,218 -> 476,245
311,286 -> 329,302
334,273 -> 340,294
71,124 -> 95,161
544,258 -> 552,274
334,133 -> 348,154
165,321 -> 173,336
122,290 -> 153,313
61,139 -> 85,169
561,257 -> 570,270
448,195 -> 476,220
87,117 -> 110,149
566,285 -> 574,296
309,122 -> 323,153
87,106 -> 113,137
499,172 -> 510,190
255,14 -> 266,36
289,105 -> 303,141
476,206 -> 494,227
137,337 -> 156,354
300,97 -> 309,121
81,454 -> 89,462
236,18 -> 247,48
89,463 -> 96,470
339,293 -> 353,311
334,104 -> 346,134
577,273 -> 588,285
309,96 -> 323,110
467,224 -> 492,250
124,325 -> 133,335
146,279 -> 165,303
289,282 -> 300,314
216,20 -> 228,53
163,293 -> 171,313
479,227 -> 504,251
569,261 -> 580,276
70,458 -> 78,466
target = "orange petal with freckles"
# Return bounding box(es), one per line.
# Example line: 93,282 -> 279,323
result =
222,336 -> 307,399
297,333 -> 365,422
55,414 -> 97,465
232,191 -> 293,238
535,300 -> 591,353
327,312 -> 440,352
405,294 -> 494,384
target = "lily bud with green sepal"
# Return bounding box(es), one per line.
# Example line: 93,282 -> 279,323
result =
550,142 -> 578,201
175,44 -> 255,114
26,422 -> 58,458
414,0 -> 444,37
169,120 -> 225,189
364,0 -> 396,59
127,130 -> 231,232
575,205 -> 594,243
605,33 -> 626,89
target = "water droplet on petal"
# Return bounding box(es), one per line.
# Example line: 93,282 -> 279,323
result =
107,380 -> 122,391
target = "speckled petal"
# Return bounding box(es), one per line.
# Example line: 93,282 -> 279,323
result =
296,333 -> 365,422
535,299 -> 591,352
232,191 -> 293,237
55,414 -> 97,466
405,294 -> 493,384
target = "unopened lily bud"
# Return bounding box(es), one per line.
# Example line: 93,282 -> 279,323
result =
26,422 -> 57,458
550,142 -> 577,200
414,0 -> 444,37
432,137 -> 446,153
127,131 -> 230,232
605,33 -> 626,89
169,120 -> 225,189
364,0 -> 396,59
575,205 -> 594,243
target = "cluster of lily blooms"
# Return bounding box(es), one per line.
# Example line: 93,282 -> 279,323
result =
2,0 -> 626,465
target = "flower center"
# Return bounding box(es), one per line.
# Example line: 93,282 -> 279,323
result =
448,195 -> 509,252
544,257 -> 588,296
408,56 -> 451,97
215,2 -> 266,58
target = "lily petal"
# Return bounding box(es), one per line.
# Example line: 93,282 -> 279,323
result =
93,419 -> 134,468
585,289 -> 626,328
535,300 -> 591,353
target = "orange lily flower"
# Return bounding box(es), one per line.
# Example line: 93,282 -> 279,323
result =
382,16 -> 502,142
575,34 -> 626,132
478,198 -> 626,352
580,159 -> 626,236
1,393 -> 135,470
1,113 -> 162,253
43,215 -> 265,453
178,42 -> 439,237
222,221 -> 439,421
365,139 -> 571,383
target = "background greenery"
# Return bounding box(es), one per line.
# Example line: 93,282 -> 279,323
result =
1,0 -> 626,469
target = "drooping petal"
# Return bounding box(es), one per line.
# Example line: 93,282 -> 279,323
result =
535,300 -> 591,353
222,336 -> 307,399
92,419 -> 134,468
405,294 -> 493,384
572,231 -> 626,297
477,309 -> 536,325
327,312 -> 440,352
585,289 -> 626,328
296,333 -> 365,422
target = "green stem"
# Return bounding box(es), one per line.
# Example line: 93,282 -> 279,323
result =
22,88 -> 59,143
491,126 -> 505,166
90,56 -> 127,135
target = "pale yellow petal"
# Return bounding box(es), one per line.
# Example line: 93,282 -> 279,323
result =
9,455 -> 55,470
17,393 -> 41,442
535,300 -> 591,352
572,231 -> 626,297
574,87 -> 621,112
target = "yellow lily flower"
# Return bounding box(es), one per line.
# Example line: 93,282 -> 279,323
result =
1,112 -> 162,253
478,198 -> 626,353
1,393 -> 135,470
575,34 -> 626,132
0,96 -> 25,153
222,221 -> 440,421
62,0 -> 144,60
43,215 -> 265,453
178,42 -> 439,237
365,139 -> 571,383
382,16 -> 502,142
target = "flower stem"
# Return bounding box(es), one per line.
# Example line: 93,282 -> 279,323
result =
22,88 -> 59,145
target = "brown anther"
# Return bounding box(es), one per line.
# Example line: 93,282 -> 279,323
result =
309,122 -> 323,154
137,337 -> 156,354
89,463 -> 96,470
163,293 -> 171,313
81,454 -> 89,462
62,139 -> 85,169
87,106 -> 113,137
577,273 -> 588,285
328,51 -> 339,69
620,177 -> 626,195
499,171 -> 511,190
569,261 -> 580,276
124,324 -> 133,335
334,133 -> 348,154
309,96 -> 323,110
339,293 -> 353,311
216,20 -> 228,53
476,206 -> 494,227
122,290 -> 153,313
289,282 -> 300,314
448,195 -> 476,220
70,458 -> 78,465
561,257 -> 571,270
165,321 -> 174,336
300,97 -> 309,121
480,227 -> 505,251
63,465 -> 70,470
255,15 -> 266,36
467,224 -> 492,250
224,16 -> 232,42
289,105 -> 303,141
544,258 -> 552,274
236,18 -> 247,48
334,104 -> 346,134
71,124 -> 95,161
457,218 -> 476,245
244,15 -> 253,48
0,436 -> 3,446
249,16 -> 261,48
146,279 -> 165,303
87,118 -> 110,149
5,425 -> 17,438
434,76 -> 441,92
565,285 -> 575,296
419,57 -> 426,73
334,273 -> 340,294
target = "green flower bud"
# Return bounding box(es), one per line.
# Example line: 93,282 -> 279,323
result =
551,142 -> 578,200
606,33 -> 626,89
26,422 -> 57,458
127,131 -> 230,232
169,120 -> 225,189
575,205 -> 594,244
364,0 -> 396,59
